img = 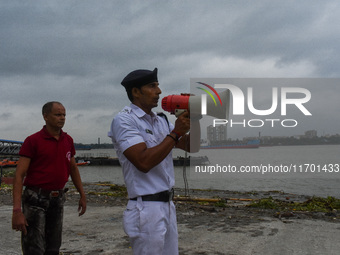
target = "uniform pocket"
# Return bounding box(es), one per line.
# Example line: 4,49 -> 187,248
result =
123,202 -> 140,237
144,136 -> 158,147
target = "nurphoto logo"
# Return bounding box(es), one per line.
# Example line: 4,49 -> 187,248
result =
196,81 -> 312,129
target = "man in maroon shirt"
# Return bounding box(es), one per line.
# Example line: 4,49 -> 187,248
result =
12,101 -> 87,255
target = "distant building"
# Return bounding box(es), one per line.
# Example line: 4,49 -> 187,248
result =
207,125 -> 227,145
304,130 -> 317,138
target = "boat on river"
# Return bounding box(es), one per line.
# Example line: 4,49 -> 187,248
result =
0,159 -> 18,167
76,160 -> 91,166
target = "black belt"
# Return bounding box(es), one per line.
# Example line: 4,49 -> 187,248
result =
25,186 -> 65,198
130,189 -> 174,202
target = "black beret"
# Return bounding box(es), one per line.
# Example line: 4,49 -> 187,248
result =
121,68 -> 158,89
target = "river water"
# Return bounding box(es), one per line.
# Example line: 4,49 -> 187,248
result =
76,145 -> 340,198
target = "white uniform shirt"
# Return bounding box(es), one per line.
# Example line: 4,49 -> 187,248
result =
108,104 -> 175,198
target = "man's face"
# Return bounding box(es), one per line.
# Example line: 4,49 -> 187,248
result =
137,82 -> 162,110
44,103 -> 66,129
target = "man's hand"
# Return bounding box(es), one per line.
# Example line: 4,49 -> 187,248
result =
78,196 -> 87,216
173,111 -> 190,136
12,211 -> 28,235
174,111 -> 201,153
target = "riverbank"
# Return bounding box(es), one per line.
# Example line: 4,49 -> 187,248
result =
1,183 -> 340,254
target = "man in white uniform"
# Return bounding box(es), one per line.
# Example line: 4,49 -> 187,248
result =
108,68 -> 200,254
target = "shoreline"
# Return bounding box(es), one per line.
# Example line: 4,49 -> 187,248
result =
1,183 -> 340,254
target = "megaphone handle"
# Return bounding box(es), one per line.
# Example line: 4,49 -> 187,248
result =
175,109 -> 187,117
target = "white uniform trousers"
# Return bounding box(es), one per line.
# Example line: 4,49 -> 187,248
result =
123,198 -> 178,255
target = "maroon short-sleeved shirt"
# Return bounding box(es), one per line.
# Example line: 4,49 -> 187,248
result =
19,126 -> 76,190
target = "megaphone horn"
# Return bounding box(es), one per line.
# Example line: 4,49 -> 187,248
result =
161,90 -> 230,119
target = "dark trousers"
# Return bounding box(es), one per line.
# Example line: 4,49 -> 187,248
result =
21,188 -> 65,255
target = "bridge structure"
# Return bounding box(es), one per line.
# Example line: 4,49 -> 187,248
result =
0,139 -> 23,156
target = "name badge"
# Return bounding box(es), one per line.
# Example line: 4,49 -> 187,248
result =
145,129 -> 153,135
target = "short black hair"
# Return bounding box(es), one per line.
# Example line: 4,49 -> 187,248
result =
42,101 -> 63,116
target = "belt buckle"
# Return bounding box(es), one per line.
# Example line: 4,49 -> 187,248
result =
50,191 -> 60,198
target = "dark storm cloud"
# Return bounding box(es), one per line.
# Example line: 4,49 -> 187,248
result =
1,0 -> 339,143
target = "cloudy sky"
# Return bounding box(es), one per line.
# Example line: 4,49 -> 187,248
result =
1,0 -> 340,144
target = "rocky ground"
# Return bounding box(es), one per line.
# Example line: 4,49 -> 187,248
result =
1,182 -> 340,255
